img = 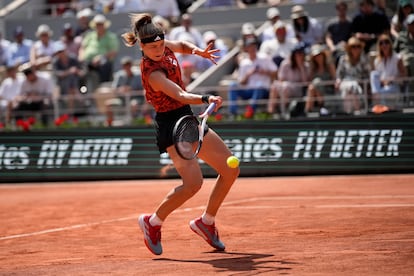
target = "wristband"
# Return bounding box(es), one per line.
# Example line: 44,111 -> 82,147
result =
201,95 -> 210,104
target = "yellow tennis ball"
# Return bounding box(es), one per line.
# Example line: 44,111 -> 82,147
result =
226,156 -> 239,168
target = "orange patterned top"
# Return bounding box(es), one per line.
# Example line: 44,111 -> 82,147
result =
140,47 -> 186,113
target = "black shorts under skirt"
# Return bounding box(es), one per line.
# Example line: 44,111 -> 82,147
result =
155,105 -> 209,154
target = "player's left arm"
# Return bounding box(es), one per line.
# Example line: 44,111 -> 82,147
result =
148,70 -> 222,108
165,40 -> 220,64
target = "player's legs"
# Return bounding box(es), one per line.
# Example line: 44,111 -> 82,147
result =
153,146 -> 204,221
198,129 -> 240,216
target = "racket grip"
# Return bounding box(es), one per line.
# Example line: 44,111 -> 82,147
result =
205,102 -> 216,115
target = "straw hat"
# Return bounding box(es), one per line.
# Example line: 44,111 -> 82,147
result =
291,5 -> 308,20
89,14 -> 111,29
36,24 -> 53,37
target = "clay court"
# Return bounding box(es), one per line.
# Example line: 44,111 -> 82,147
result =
0,174 -> 413,275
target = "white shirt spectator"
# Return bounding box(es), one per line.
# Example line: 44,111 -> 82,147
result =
262,22 -> 296,42
169,13 -> 205,48
0,36 -> 10,66
20,72 -> 54,101
260,37 -> 297,60
0,70 -> 23,107
31,40 -> 57,59
238,52 -> 278,89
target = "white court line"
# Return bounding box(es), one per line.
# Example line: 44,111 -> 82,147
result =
223,204 -> 414,209
1,195 -> 413,241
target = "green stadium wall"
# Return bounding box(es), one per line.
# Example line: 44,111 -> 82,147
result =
1,113 -> 413,183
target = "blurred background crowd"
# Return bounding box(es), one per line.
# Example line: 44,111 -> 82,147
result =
0,0 -> 413,129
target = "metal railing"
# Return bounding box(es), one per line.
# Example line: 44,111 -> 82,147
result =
2,76 -> 414,131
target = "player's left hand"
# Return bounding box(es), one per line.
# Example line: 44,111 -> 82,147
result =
197,42 -> 220,64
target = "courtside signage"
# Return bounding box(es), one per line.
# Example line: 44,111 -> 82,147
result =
0,114 -> 413,182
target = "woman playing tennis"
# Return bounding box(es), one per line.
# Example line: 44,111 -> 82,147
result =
122,13 -> 239,255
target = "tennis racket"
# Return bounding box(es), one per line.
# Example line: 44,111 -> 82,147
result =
173,103 -> 216,160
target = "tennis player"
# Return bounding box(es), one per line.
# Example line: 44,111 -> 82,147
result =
122,13 -> 240,255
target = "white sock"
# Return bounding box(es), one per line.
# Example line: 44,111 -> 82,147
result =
201,212 -> 215,225
149,213 -> 163,226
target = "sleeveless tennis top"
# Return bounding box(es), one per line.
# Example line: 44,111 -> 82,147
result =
141,47 -> 186,113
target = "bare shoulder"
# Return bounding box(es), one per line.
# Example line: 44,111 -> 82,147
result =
165,40 -> 182,52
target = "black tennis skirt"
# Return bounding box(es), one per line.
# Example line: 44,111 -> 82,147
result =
155,105 -> 191,154
154,105 -> 210,154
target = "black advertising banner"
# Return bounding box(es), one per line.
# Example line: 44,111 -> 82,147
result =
1,113 -> 413,183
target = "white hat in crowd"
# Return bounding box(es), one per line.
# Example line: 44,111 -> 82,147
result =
89,14 -> 111,29
36,24 -> 53,37
266,7 -> 280,20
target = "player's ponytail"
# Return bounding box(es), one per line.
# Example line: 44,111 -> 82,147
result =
121,13 -> 164,47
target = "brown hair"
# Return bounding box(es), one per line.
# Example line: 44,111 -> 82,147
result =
121,13 -> 164,47
345,37 -> 364,65
376,34 -> 393,62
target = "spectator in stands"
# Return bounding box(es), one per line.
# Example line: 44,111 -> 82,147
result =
199,31 -> 228,70
305,44 -> 336,115
394,13 -> 414,95
290,5 -> 324,47
370,34 -> 406,109
111,56 -> 142,101
60,23 -> 82,57
113,0 -> 141,13
13,64 -> 55,126
79,14 -> 119,93
350,0 -> 391,53
325,0 -> 352,66
175,32 -> 204,73
391,0 -> 414,39
262,7 -> 295,43
75,8 -> 94,37
7,26 -> 32,68
30,24 -> 57,70
228,23 -> 258,87
267,42 -> 310,119
0,64 -> 23,125
52,42 -> 84,115
138,0 -> 180,24
336,37 -> 371,115
259,21 -> 298,67
169,13 -> 205,48
0,32 -> 10,68
105,56 -> 144,122
228,36 -> 277,119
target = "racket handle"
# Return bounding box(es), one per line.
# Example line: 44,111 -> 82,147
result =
203,103 -> 216,115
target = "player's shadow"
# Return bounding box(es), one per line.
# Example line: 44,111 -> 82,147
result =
156,251 -> 298,274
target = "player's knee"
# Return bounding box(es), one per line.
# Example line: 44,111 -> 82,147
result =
223,166 -> 240,181
182,179 -> 203,197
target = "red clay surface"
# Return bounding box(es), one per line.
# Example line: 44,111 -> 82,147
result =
0,174 -> 413,275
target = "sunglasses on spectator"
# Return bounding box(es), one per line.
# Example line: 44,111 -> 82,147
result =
350,45 -> 362,49
379,40 -> 390,45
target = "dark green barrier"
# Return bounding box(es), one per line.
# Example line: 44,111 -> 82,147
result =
1,113 -> 413,182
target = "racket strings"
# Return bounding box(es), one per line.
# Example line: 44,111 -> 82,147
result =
175,117 -> 200,159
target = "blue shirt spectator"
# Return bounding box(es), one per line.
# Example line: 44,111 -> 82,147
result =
7,26 -> 32,67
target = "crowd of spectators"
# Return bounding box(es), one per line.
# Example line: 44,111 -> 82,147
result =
227,0 -> 414,120
0,0 -> 413,129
